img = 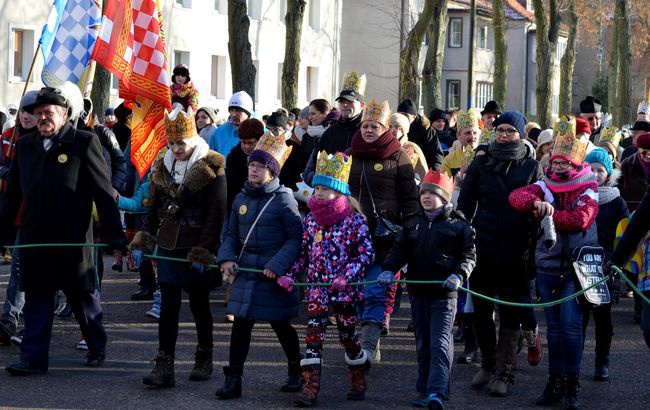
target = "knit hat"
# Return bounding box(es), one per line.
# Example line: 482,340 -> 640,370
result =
313,151 -> 352,195
323,110 -> 341,127
248,131 -> 293,177
114,102 -> 132,121
19,91 -> 39,110
299,106 -> 310,119
528,127 -> 542,142
429,108 -> 446,122
228,91 -> 254,116
585,147 -> 613,175
492,111 -> 527,138
397,98 -> 418,116
420,170 -> 454,203
635,132 -> 650,149
579,96 -> 602,114
266,111 -> 288,130
172,64 -> 191,83
575,117 -> 591,136
104,107 -> 115,116
197,106 -> 218,124
537,129 -> 554,148
390,113 -> 410,135
237,118 -> 265,141
481,100 -> 502,116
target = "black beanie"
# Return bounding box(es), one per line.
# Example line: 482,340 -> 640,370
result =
429,108 -> 446,122
397,98 -> 418,116
266,111 -> 288,129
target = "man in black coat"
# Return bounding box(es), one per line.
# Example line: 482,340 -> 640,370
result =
397,99 -> 444,171
0,87 -> 127,375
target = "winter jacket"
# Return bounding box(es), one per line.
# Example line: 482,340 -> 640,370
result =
288,211 -> 375,306
216,178 -> 303,321
208,121 -> 240,158
79,121 -> 127,192
619,152 -> 649,211
611,189 -> 650,279
348,148 -> 420,263
225,144 -> 249,212
383,207 -> 476,299
170,81 -> 199,112
407,115 -> 444,171
595,172 -> 630,258
457,146 -> 543,260
112,122 -> 131,152
509,177 -> 599,276
442,144 -> 475,177
279,138 -> 302,191
118,173 -> 151,214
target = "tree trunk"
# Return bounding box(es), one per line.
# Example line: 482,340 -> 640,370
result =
282,0 -> 306,109
399,0 -> 435,103
228,0 -> 257,103
492,0 -> 508,108
559,0 -> 578,116
532,0 -> 560,128
422,0 -> 448,114
608,10 -> 619,124
90,65 -> 111,122
615,0 -> 632,126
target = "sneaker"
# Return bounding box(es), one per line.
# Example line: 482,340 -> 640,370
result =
410,393 -> 428,407
131,288 -> 154,301
54,303 -> 72,318
146,306 -> 161,320
77,338 -> 88,351
10,331 -> 23,346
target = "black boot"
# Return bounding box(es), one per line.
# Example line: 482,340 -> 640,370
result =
535,374 -> 564,406
142,351 -> 175,388
594,355 -> 609,381
189,346 -> 213,381
280,360 -> 302,392
215,366 -> 242,399
564,374 -> 580,409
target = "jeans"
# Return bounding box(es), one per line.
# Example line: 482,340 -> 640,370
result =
411,297 -> 457,399
359,264 -> 387,325
1,233 -> 24,327
537,273 -> 584,375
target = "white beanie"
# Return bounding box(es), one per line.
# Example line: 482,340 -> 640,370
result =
228,91 -> 254,116
537,129 -> 554,148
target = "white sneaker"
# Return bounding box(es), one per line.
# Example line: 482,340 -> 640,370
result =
77,338 -> 88,350
146,307 -> 160,319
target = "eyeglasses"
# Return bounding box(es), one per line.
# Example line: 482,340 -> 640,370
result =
550,159 -> 572,169
267,127 -> 285,136
495,127 -> 519,137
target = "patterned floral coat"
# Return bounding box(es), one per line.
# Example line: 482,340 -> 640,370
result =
288,212 -> 375,306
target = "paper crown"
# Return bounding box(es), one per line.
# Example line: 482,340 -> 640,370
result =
457,108 -> 480,130
253,131 -> 293,169
313,151 -> 352,195
165,107 -> 197,142
479,129 -> 495,145
420,170 -> 455,203
362,98 -> 391,128
599,126 -> 622,149
551,116 -> 588,165
341,72 -> 367,96
638,101 -> 650,114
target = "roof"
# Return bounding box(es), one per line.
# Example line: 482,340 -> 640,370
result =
448,0 -> 535,23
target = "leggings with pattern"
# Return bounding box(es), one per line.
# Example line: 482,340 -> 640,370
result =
305,301 -> 362,361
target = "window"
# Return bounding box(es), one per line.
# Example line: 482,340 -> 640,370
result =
475,82 -> 493,110
277,63 -> 284,101
448,18 -> 462,48
306,66 -> 319,102
214,0 -> 227,14
247,0 -> 262,20
173,50 -> 190,68
110,74 -> 119,95
478,25 -> 489,50
446,80 -> 461,109
9,27 -> 35,82
211,55 -> 227,99
309,0 -> 321,31
556,38 -> 567,64
278,0 -> 287,23
253,60 -> 260,102
175,0 -> 191,8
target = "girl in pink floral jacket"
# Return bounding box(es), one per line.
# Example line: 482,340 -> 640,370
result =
277,152 -> 375,406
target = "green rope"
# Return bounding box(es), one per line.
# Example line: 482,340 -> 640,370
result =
615,266 -> 650,305
4,243 -> 108,249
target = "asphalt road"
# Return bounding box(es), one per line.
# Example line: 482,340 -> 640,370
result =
0,258 -> 648,409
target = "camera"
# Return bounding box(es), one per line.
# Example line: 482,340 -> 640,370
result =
165,200 -> 181,217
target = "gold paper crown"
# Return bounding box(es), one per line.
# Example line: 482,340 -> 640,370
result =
254,131 -> 293,168
599,127 -> 622,149
457,108 -> 480,130
362,98 -> 391,128
165,108 -> 197,142
551,116 -> 588,164
315,151 -> 352,184
341,72 -> 367,96
479,129 -> 495,145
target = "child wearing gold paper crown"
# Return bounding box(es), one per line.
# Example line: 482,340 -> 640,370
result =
509,116 -> 600,410
380,169 -> 476,409
277,151 -> 375,406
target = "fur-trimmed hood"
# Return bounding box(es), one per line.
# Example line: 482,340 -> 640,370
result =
151,150 -> 225,197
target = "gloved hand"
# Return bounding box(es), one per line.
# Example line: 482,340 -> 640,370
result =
331,276 -> 347,292
191,261 -> 205,274
376,271 -> 395,286
277,276 -> 295,292
131,249 -> 144,269
442,274 -> 462,290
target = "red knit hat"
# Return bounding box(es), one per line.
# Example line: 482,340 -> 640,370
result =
420,170 -> 455,203
575,118 -> 591,135
635,132 -> 650,149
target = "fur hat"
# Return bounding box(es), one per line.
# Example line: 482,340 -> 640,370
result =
237,118 -> 265,141
585,147 -> 613,175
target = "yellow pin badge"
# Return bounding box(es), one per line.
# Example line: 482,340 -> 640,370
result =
239,204 -> 248,215
373,163 -> 383,172
314,231 -> 323,243
57,154 -> 68,164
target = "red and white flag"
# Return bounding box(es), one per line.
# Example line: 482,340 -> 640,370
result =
92,0 -> 171,178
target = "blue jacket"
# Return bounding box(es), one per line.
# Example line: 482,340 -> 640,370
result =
118,173 -> 150,213
208,121 -> 239,159
217,178 -> 302,321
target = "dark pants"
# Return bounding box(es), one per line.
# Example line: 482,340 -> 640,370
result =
159,282 -> 213,357
642,291 -> 650,349
21,288 -> 105,370
412,297 -> 457,399
228,316 -> 300,375
581,302 -> 613,361
139,259 -> 156,290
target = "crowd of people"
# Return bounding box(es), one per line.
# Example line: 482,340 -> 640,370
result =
0,64 -> 649,410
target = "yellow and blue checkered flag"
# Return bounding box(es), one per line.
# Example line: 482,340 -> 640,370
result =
40,0 -> 102,87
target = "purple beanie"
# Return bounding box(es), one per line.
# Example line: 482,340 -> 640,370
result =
248,149 -> 281,177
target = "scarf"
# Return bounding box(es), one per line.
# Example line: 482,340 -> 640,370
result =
163,137 -> 210,184
350,128 -> 402,160
598,186 -> 620,205
170,81 -> 195,98
542,163 -> 597,194
485,140 -> 529,174
424,207 -> 445,221
308,195 -> 352,226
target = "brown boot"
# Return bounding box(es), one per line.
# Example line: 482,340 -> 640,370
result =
346,350 -> 370,400
188,346 -> 213,381
294,358 -> 321,407
490,327 -> 520,397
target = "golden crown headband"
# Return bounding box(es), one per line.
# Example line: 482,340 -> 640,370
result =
341,71 -> 367,96
165,107 -> 197,142
362,98 -> 391,128
457,108 -> 480,131
313,151 -> 353,195
551,116 -> 588,165
254,131 -> 293,168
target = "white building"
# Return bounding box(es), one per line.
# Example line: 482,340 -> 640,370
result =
0,0 -> 343,118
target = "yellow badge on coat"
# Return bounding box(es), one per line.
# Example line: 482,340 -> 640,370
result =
239,204 -> 248,215
57,154 -> 68,164
373,163 -> 383,172
314,231 -> 323,243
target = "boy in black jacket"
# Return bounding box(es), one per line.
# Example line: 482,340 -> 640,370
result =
379,170 -> 476,409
